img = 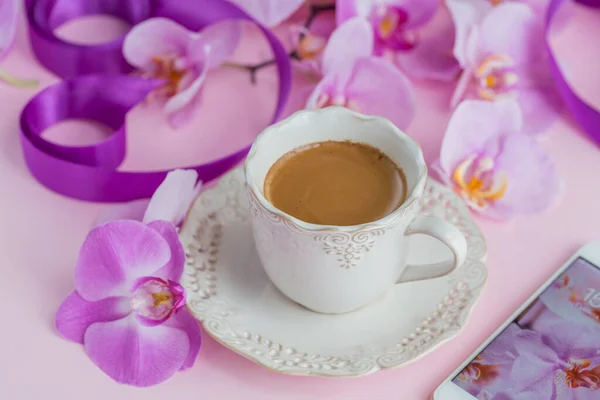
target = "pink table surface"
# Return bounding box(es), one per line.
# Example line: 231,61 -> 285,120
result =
2,4 -> 600,400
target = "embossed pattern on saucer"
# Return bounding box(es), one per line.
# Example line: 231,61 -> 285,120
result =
180,168 -> 487,377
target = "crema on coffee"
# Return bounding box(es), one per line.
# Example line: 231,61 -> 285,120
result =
264,141 -> 407,226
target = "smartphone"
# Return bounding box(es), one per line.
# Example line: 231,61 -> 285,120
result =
433,243 -> 600,400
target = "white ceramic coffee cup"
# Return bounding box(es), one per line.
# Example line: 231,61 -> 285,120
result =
244,107 -> 467,314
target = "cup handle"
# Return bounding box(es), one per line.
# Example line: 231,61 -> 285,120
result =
397,215 -> 468,283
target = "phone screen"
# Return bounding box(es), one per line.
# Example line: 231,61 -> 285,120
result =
451,257 -> 600,399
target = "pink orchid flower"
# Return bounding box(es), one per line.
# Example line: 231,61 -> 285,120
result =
96,169 -> 202,227
481,0 -> 557,19
433,100 -> 560,220
455,323 -> 522,397
508,329 -> 600,397
336,0 -> 461,81
447,1 -> 562,134
225,0 -> 307,27
123,18 -> 241,128
55,220 -> 200,386
306,17 -> 415,130
457,323 -> 600,398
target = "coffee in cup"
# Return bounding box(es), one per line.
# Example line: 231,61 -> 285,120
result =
264,141 -> 407,226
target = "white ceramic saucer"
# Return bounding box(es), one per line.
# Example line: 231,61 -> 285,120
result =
180,168 -> 487,377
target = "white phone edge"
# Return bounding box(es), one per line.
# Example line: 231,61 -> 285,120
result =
432,242 -> 600,400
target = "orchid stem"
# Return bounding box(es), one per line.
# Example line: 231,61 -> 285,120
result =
225,52 -> 299,84
225,3 -> 335,84
0,69 -> 38,88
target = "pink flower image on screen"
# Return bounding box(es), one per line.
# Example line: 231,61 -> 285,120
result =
453,259 -> 600,399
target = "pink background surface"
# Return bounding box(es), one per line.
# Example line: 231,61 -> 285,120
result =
1,4 -> 600,399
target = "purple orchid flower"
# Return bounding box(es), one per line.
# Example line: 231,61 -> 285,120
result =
447,1 -> 562,134
455,323 -> 523,397
123,18 -> 241,128
433,100 -> 560,220
508,328 -> 600,398
480,0 -> 560,20
306,17 -> 415,130
336,0 -> 461,81
225,0 -> 307,27
55,220 -> 200,387
96,169 -> 202,227
519,300 -> 599,355
456,323 -> 600,399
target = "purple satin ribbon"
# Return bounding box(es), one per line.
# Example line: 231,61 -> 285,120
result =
547,0 -> 600,144
21,0 -> 291,202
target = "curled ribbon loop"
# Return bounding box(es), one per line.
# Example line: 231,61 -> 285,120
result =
26,0 -> 155,78
547,0 -> 600,144
21,0 -> 291,202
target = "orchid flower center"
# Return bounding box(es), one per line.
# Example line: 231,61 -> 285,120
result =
564,359 -> 600,389
452,155 -> 508,209
553,274 -> 570,289
314,93 -> 361,112
130,277 -> 185,322
458,356 -> 499,384
150,54 -> 190,97
475,54 -> 519,101
296,33 -> 327,61
487,0 -> 504,5
371,5 -> 417,51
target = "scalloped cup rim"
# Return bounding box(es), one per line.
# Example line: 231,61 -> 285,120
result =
244,106 -> 428,232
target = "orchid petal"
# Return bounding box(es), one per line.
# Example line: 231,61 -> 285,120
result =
226,0 -> 306,27
516,87 -> 562,135
123,18 -> 192,70
95,199 -> 150,225
164,310 -> 202,370
164,63 -> 209,129
513,329 -> 561,365
0,0 -> 19,62
478,3 -> 544,66
55,291 -> 130,344
489,134 -> 560,219
438,100 -> 522,175
395,22 -> 460,82
449,67 -> 474,109
397,0 -> 438,29
322,18 -> 373,76
189,19 -> 242,69
478,323 -> 521,364
74,221 -> 171,301
344,57 -> 415,130
146,221 -> 185,282
509,331 -> 559,398
335,0 -> 376,25
510,355 -> 556,399
305,73 -> 336,109
488,393 -> 514,400
445,0 -> 490,67
541,322 -> 600,360
84,315 -> 189,387
143,169 -> 201,226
